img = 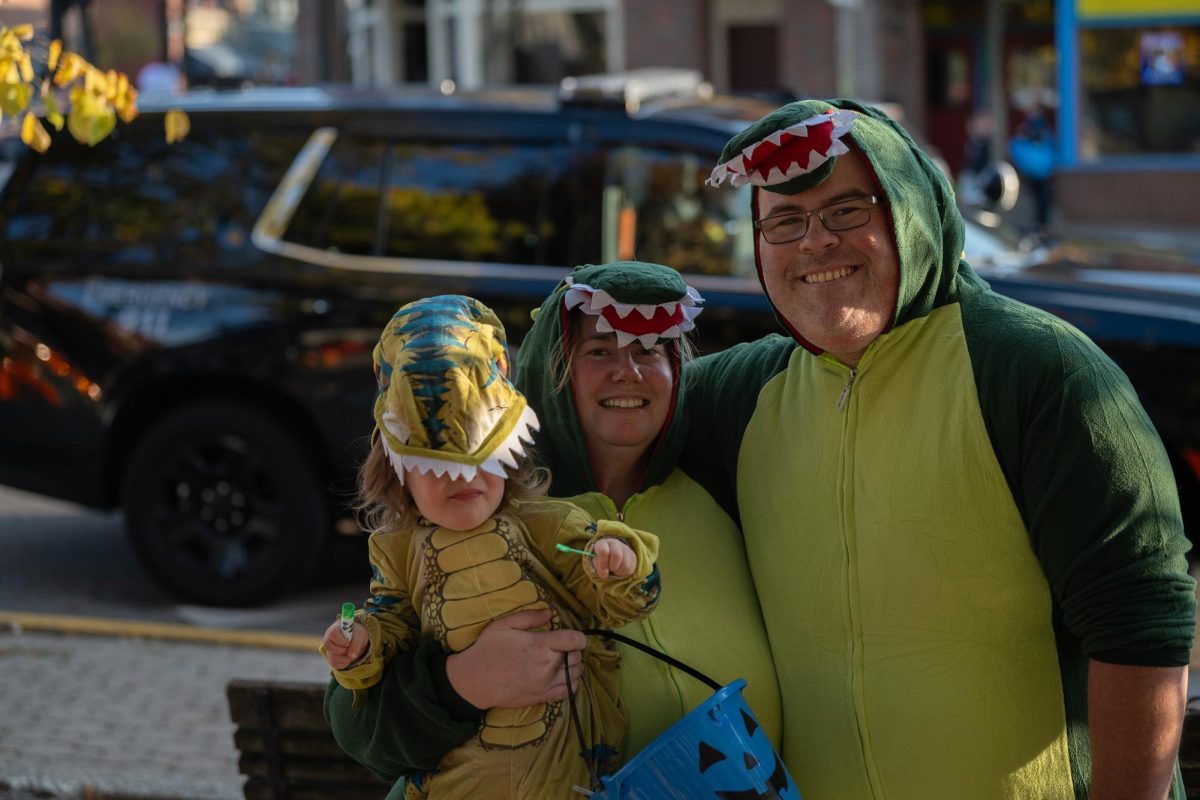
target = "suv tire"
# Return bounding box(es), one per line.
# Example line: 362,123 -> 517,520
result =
121,400 -> 330,607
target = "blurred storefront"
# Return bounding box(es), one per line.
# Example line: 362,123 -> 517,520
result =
6,1 -> 920,118
1,0 -> 46,28
339,0 -> 926,127
9,0 -> 335,90
1058,0 -> 1200,225
342,0 -> 621,88
922,0 -> 1056,177
922,0 -> 1200,228
178,0 -> 303,87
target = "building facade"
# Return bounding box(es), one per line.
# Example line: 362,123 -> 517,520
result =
338,0 -> 926,128
1056,0 -> 1200,225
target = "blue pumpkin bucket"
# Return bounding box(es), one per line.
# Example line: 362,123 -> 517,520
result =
570,630 -> 801,800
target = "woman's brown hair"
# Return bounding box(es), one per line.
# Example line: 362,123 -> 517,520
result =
547,308 -> 696,394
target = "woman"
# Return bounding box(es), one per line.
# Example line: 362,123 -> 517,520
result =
324,261 -> 780,795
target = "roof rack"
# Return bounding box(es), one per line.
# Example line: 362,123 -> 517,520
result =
559,68 -> 713,114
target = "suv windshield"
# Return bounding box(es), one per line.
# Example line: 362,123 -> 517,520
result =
602,145 -> 755,277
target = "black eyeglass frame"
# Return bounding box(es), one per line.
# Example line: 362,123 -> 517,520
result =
753,195 -> 881,244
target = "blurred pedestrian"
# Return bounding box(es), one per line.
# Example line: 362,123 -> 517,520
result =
963,108 -> 993,177
136,60 -> 185,95
1009,103 -> 1056,234
957,108 -> 994,208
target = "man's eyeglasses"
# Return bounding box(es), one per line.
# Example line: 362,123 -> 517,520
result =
754,195 -> 880,244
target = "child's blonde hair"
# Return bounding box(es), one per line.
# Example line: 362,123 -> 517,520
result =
356,435 -> 550,534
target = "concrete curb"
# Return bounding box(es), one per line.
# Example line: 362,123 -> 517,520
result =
0,611 -> 320,652
0,778 -> 179,800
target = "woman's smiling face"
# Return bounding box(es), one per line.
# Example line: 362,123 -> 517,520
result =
569,314 -> 675,462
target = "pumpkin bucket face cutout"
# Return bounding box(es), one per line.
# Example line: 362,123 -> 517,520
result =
593,678 -> 800,800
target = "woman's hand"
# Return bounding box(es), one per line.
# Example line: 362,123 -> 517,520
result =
321,620 -> 369,669
445,608 -> 586,709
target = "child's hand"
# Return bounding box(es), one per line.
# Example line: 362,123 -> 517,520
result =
591,537 -> 636,579
321,620 -> 369,670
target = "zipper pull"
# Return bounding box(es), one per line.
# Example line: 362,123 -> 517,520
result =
616,511 -> 624,523
836,367 -> 858,410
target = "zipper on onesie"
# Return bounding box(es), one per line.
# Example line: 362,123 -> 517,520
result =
836,366 -> 858,410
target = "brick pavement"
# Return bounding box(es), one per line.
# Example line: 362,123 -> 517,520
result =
0,627 -> 331,800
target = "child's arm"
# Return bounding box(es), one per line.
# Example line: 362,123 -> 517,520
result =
320,619 -> 369,670
328,531 -> 421,692
590,537 -> 637,579
551,507 -> 661,628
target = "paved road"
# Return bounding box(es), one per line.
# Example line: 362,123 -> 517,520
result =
0,485 -> 367,799
0,628 -> 331,800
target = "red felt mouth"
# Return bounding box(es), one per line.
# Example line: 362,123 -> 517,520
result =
599,304 -> 684,336
746,120 -> 835,181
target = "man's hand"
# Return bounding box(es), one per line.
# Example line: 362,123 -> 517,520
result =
591,537 -> 637,579
445,608 -> 586,709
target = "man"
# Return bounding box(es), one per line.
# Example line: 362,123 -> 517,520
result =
688,99 -> 1195,799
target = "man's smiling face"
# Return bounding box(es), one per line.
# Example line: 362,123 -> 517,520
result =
756,149 -> 900,365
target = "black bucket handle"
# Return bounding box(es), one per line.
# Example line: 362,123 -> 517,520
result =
565,627 -> 724,793
583,628 -> 722,691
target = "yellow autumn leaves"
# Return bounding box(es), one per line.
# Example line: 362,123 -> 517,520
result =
165,108 -> 189,144
1,24 -> 188,152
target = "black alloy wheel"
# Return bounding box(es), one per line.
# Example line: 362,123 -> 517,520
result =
122,400 -> 330,606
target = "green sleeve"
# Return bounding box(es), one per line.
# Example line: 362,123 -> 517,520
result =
324,636 -> 484,782
962,287 -> 1196,665
680,334 -> 795,523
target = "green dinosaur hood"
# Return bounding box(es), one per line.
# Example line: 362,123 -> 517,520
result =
514,261 -> 699,498
712,98 -> 974,347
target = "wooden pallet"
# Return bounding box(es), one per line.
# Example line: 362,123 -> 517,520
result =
227,679 -> 389,800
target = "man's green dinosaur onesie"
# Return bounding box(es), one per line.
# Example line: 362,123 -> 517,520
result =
690,99 -> 1196,800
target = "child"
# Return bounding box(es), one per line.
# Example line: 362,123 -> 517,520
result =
320,294 -> 661,800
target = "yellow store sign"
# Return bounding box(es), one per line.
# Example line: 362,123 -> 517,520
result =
1079,0 -> 1200,18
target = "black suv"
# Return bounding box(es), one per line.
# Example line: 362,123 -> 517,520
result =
1,76 -> 1197,605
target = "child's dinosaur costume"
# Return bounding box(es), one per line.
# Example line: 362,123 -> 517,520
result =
330,295 -> 661,799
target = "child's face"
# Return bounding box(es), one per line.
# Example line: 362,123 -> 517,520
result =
405,467 -> 505,530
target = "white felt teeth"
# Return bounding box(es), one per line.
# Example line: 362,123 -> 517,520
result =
765,129 -> 788,146
562,278 -> 705,345
381,405 -> 540,486
706,109 -> 858,188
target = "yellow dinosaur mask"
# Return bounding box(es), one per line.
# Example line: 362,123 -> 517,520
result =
372,295 -> 539,484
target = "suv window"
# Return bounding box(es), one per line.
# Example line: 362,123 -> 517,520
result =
3,126 -> 306,277
282,137 -> 582,266
282,136 -> 387,257
600,145 -> 755,278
